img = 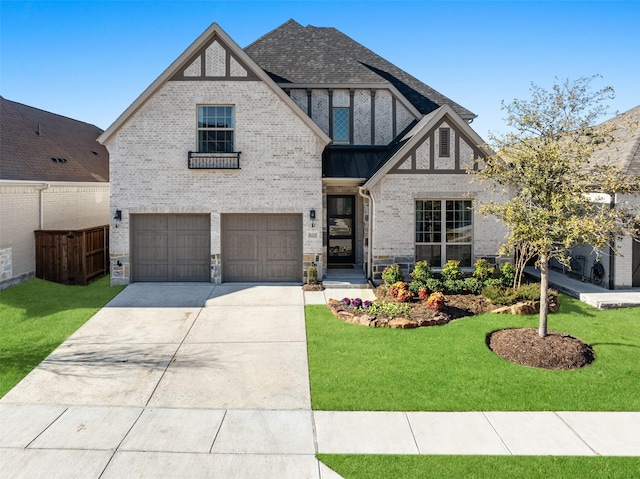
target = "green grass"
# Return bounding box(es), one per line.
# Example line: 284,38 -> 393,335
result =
318,455 -> 640,479
306,296 -> 640,411
0,276 -> 125,397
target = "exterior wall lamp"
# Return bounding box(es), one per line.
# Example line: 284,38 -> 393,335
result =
114,209 -> 122,228
310,209 -> 316,227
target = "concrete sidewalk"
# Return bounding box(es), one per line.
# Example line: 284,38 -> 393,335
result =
1,283 -> 638,478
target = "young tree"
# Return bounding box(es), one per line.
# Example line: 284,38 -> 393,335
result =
474,75 -> 640,337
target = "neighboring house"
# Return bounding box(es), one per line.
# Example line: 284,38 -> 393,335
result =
99,20 -> 506,285
0,96 -> 110,288
567,105 -> 640,289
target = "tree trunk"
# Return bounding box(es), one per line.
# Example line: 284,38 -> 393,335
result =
539,255 -> 549,338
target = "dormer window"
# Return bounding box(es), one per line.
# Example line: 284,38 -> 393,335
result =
198,106 -> 234,153
333,107 -> 350,143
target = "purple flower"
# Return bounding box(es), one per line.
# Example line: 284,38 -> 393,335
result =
351,298 -> 363,308
342,298 -> 351,306
363,300 -> 372,309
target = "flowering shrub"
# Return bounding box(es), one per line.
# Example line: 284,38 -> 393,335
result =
426,292 -> 445,311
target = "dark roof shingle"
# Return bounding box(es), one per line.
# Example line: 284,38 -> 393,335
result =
0,97 -> 108,182
245,19 -> 475,119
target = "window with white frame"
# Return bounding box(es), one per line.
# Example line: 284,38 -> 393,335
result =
415,199 -> 472,267
197,106 -> 234,153
332,107 -> 350,143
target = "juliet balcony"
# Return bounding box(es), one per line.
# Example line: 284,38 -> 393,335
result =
188,151 -> 241,169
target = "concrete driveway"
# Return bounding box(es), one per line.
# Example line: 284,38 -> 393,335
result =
0,283 -> 342,479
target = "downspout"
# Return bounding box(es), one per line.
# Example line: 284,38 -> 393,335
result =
608,193 -> 617,290
358,186 -> 375,286
37,183 -> 50,229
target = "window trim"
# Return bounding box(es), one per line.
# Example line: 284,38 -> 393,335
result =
439,127 -> 450,157
197,105 -> 235,153
415,199 -> 473,268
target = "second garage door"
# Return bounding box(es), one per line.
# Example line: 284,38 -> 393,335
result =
222,214 -> 302,282
131,214 -> 210,282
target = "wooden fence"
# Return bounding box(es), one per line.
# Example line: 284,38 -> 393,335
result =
35,225 -> 109,285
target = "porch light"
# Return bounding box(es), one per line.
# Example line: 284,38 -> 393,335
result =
310,209 -> 316,227
114,209 -> 122,228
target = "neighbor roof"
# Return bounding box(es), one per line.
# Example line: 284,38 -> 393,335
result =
0,97 -> 108,182
245,19 -> 476,120
590,105 -> 640,176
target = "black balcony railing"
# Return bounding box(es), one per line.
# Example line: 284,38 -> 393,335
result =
188,151 -> 241,169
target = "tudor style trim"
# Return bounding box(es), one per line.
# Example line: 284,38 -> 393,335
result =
98,23 -> 331,146
363,104 -> 493,189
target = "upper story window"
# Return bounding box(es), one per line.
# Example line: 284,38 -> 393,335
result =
439,127 -> 450,157
333,107 -> 350,143
198,106 -> 234,153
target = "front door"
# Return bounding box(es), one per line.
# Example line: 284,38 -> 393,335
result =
328,195 -> 355,264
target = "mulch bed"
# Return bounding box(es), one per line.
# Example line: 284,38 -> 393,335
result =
488,328 -> 595,370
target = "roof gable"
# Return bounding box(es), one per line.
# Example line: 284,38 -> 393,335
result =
363,104 -> 490,188
98,23 -> 330,145
1,97 -> 108,182
245,19 -> 475,120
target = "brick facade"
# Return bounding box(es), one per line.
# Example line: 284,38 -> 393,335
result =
106,79 -> 326,285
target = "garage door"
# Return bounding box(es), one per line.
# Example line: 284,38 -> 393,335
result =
131,214 -> 210,282
222,214 -> 302,282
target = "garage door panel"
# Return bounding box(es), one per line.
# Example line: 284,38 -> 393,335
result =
222,214 -> 302,282
131,214 -> 210,282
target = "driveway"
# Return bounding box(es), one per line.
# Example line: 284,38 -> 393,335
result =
0,283 -> 342,479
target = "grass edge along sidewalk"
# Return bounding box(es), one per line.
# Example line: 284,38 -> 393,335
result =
305,295 -> 640,411
0,276 -> 125,397
318,455 -> 640,479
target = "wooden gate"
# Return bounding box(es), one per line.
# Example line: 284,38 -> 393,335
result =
35,225 -> 109,285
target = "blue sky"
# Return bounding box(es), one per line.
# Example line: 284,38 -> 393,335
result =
1,0 -> 638,141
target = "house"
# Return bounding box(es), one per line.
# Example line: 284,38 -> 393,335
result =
566,105 -> 640,289
99,20 -> 507,285
0,97 -> 110,288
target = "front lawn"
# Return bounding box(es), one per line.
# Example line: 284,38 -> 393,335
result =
0,276 -> 125,397
306,295 -> 640,411
319,455 -> 640,479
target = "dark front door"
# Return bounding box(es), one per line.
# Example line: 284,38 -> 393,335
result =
328,195 -> 355,264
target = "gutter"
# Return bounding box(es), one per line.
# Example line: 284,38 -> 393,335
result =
358,186 -> 375,284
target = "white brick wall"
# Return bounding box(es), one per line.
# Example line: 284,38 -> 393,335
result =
369,173 -> 507,279
106,79 -> 326,285
0,183 -> 109,287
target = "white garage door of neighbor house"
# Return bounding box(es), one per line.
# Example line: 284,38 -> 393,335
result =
222,214 -> 302,282
131,214 -> 210,282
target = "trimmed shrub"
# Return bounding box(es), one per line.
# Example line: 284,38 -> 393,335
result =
425,278 -> 444,292
408,280 -> 426,294
443,279 -> 465,294
418,287 -> 429,301
382,264 -> 404,286
473,259 -> 495,282
426,292 -> 445,311
410,260 -> 432,283
500,262 -> 517,287
441,260 -> 463,281
463,277 -> 484,295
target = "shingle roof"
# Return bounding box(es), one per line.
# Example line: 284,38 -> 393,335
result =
590,105 -> 640,176
245,19 -> 475,120
1,97 -> 108,182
